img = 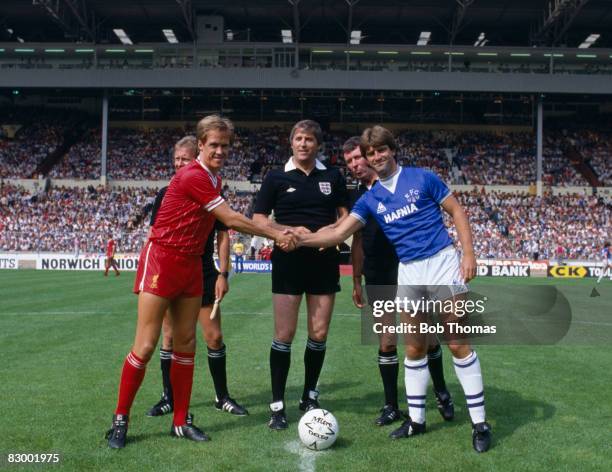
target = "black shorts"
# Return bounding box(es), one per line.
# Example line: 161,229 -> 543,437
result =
364,262 -> 398,305
271,247 -> 340,295
202,266 -> 219,306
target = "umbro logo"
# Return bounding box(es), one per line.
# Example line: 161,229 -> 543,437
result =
376,202 -> 387,214
287,187 -> 296,193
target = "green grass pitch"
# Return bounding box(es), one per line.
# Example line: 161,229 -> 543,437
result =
0,271 -> 610,471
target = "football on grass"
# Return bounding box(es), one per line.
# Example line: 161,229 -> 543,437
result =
298,408 -> 339,450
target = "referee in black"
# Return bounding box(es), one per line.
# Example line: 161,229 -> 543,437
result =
146,135 -> 248,419
253,120 -> 349,430
342,136 -> 454,426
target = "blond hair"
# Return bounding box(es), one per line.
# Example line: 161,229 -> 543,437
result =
196,115 -> 235,144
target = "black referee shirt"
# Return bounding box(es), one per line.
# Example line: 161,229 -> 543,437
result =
149,186 -> 168,226
254,159 -> 349,232
349,183 -> 398,275
150,186 -> 226,269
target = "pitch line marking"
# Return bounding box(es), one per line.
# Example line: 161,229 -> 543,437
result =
285,439 -> 327,472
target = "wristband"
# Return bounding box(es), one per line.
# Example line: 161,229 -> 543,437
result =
219,271 -> 230,278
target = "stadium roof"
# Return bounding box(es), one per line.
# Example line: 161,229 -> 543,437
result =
1,1 -> 611,48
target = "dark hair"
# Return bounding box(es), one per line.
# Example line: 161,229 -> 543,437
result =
359,125 -> 397,156
290,119 -> 323,145
342,136 -> 361,154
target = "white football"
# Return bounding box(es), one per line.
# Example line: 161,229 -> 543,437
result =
298,408 -> 339,450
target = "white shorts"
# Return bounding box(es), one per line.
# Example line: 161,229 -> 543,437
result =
397,245 -> 468,301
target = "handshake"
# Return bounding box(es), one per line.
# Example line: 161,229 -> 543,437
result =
275,226 -> 313,252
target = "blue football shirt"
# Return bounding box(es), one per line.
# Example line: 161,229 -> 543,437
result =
350,166 -> 453,262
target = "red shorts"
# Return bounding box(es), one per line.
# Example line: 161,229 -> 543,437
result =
133,241 -> 203,299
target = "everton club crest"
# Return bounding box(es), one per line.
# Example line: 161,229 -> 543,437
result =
319,182 -> 332,195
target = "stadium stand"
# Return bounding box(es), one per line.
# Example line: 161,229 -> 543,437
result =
447,191 -> 611,260
0,123 -> 65,179
5,123 -> 601,187
0,183 -> 155,253
1,181 -> 609,260
0,183 -> 256,253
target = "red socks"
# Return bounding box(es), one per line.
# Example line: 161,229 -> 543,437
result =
113,350 -> 195,427
115,351 -> 147,416
170,352 -> 195,427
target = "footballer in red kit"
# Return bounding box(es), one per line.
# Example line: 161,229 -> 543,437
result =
133,159 -> 224,299
106,115 -> 297,449
104,237 -> 120,277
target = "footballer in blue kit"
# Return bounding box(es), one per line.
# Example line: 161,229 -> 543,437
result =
351,165 -> 453,263
296,125 -> 492,453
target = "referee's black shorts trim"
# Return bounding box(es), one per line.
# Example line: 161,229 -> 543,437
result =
271,247 -> 340,295
202,267 -> 219,306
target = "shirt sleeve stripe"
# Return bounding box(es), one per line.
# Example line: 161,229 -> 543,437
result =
439,192 -> 452,205
204,196 -> 224,212
350,211 -> 366,224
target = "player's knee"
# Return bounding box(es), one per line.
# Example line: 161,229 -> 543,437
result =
133,342 -> 156,362
448,343 -> 471,359
205,331 -> 223,350
161,333 -> 173,350
404,344 -> 427,360
309,329 -> 327,343
274,328 -> 296,344
379,341 -> 397,353
309,322 -> 330,342
173,332 -> 196,353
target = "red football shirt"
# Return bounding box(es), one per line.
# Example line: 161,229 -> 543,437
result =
106,239 -> 115,257
150,159 -> 224,256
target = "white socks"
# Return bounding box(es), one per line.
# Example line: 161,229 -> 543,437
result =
453,351 -> 486,424
404,357 -> 430,424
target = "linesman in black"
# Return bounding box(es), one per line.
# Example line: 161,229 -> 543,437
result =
146,135 -> 248,418
254,120 -> 349,430
342,136 -> 454,426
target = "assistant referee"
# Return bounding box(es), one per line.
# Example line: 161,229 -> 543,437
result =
253,120 -> 349,430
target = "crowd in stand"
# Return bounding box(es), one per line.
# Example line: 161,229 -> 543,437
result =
448,190 -> 610,260
0,184 -> 260,253
49,129 -> 102,180
451,131 -> 589,186
2,181 -> 609,261
50,128 -> 183,180
567,130 -> 612,186
3,122 -> 610,187
0,184 -> 156,253
1,115 -> 610,260
0,123 -> 65,179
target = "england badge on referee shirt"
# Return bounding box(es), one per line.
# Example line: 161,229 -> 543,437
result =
319,182 -> 332,195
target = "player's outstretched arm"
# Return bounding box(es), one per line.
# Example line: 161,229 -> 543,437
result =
253,213 -> 312,235
316,206 -> 349,232
297,215 -> 363,249
441,194 -> 477,282
212,202 -> 295,250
